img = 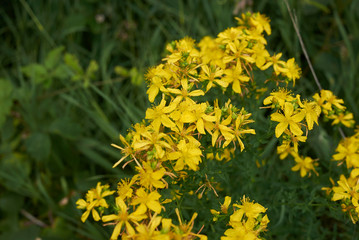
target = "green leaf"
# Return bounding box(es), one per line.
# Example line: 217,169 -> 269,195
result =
114,66 -> 129,76
44,45 -> 65,70
52,64 -> 69,80
64,53 -> 83,81
21,63 -> 48,83
129,67 -> 144,86
25,132 -> 51,161
84,60 -> 99,87
0,79 -> 13,128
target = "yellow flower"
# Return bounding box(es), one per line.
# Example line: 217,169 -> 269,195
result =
330,112 -> 355,128
177,102 -> 216,134
76,182 -> 115,222
133,215 -> 163,239
172,208 -> 207,240
284,58 -> 301,85
332,137 -> 359,168
263,88 -> 295,108
167,139 -> 202,171
225,40 -> 254,64
223,110 -> 255,151
277,141 -> 295,160
200,64 -> 227,92
210,105 -> 234,147
291,155 -> 317,177
133,130 -> 172,159
261,53 -> 287,74
332,175 -> 359,202
297,97 -> 321,130
166,78 -> 204,104
117,176 -> 138,200
221,226 -> 256,240
221,196 -> 232,214
217,27 -> 241,45
131,188 -> 162,214
102,197 -> 147,239
313,89 -> 345,111
286,131 -> 307,153
249,12 -> 271,35
111,134 -> 135,168
233,195 -> 267,220
222,195 -> 269,240
135,162 -> 166,190
252,43 -> 270,68
145,64 -> 170,102
222,61 -> 250,94
271,102 -> 305,138
145,98 -> 177,132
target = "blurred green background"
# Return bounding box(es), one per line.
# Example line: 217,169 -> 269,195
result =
0,0 -> 358,239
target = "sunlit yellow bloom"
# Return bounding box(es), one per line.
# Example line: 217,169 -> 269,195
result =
131,188 -> 162,213
145,98 -> 177,132
117,176 -> 138,200
287,131 -> 307,153
168,139 -> 202,171
133,130 -> 172,159
102,197 -> 147,240
330,112 -> 355,128
223,110 -> 255,150
249,12 -> 271,35
146,64 -> 171,102
217,27 -> 241,45
263,88 -> 295,108
176,102 -> 216,134
332,137 -> 359,168
284,58 -> 301,85
221,196 -> 232,214
313,89 -> 345,111
222,61 -> 250,94
135,162 -> 166,190
291,155 -> 317,177
173,208 -> 207,240
199,36 -> 226,68
261,53 -> 287,74
112,134 -> 135,168
76,182 -> 115,223
210,106 -> 234,147
277,141 -> 295,160
252,43 -> 270,68
225,40 -> 254,64
133,215 -> 163,239
166,78 -> 204,104
271,102 -> 305,138
206,148 -> 234,162
233,196 -> 267,221
200,64 -> 227,92
332,175 -> 359,202
297,97 -> 321,130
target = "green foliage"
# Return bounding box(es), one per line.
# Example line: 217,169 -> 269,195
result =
0,0 -> 358,239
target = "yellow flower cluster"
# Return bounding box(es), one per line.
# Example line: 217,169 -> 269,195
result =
211,196 -> 269,240
324,128 -> 359,223
77,11 -> 282,239
76,182 -> 115,222
313,89 -> 355,127
264,88 -> 320,177
265,87 -> 356,178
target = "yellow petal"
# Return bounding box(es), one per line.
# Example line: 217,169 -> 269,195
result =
275,122 -> 288,138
